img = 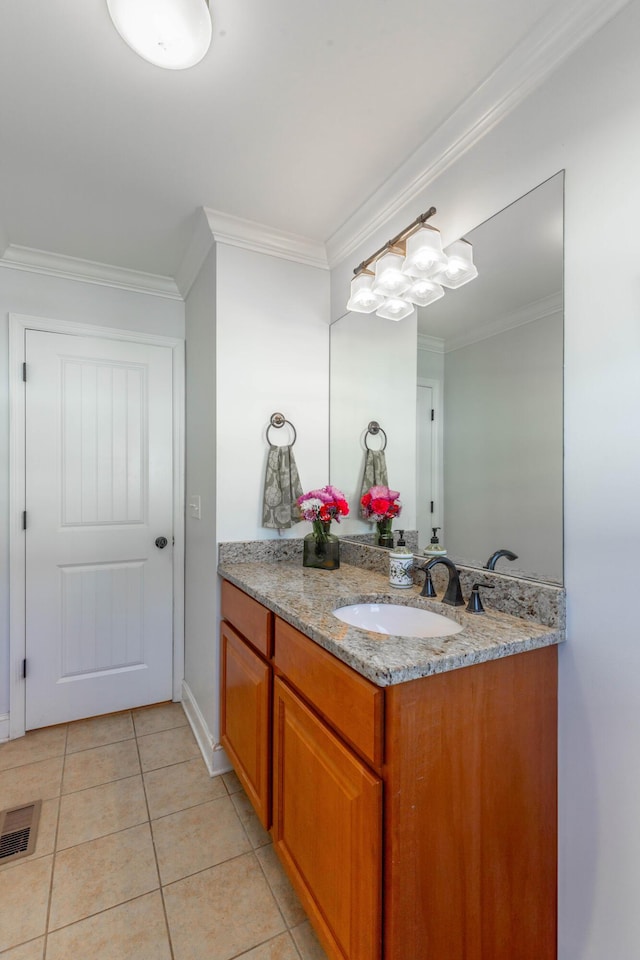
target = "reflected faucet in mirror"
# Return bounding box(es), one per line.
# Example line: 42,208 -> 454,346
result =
484,549 -> 518,571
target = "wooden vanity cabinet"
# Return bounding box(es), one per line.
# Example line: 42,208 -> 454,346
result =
220,581 -> 273,829
220,580 -> 558,960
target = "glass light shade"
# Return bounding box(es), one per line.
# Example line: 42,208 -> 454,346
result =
406,278 -> 445,307
435,239 -> 478,288
402,226 -> 448,279
372,252 -> 411,297
106,0 -> 212,69
346,273 -> 385,314
376,297 -> 415,321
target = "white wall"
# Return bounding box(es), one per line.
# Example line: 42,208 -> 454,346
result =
0,267 -> 184,720
183,249 -> 218,757
329,310 -> 417,535
215,244 -> 330,543
180,241 -> 330,765
330,4 -> 640,955
417,346 -> 444,382
444,313 -> 563,581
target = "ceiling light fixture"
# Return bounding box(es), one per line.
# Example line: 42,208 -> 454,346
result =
346,206 -> 478,319
106,0 -> 212,70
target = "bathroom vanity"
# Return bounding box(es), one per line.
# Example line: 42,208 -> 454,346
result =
219,559 -> 562,960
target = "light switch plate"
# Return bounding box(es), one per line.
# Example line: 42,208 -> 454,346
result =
189,495 -> 201,520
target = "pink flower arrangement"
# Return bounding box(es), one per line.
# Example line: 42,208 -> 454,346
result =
361,485 -> 402,521
297,485 -> 350,524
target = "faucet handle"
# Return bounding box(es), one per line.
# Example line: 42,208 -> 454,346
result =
466,582 -> 495,614
419,567 -> 437,598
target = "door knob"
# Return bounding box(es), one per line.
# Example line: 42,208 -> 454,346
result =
155,536 -> 168,549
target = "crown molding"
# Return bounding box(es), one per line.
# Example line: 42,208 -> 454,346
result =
442,290 -> 562,353
0,223 -> 8,259
417,334 -> 445,354
203,207 -> 329,271
326,0 -> 632,269
0,244 -> 181,299
175,208 -> 216,299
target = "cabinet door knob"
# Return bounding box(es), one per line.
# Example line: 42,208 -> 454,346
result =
155,536 -> 168,549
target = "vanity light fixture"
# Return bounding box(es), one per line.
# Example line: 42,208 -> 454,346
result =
436,238 -> 478,288
106,0 -> 212,70
346,205 -> 478,318
345,272 -> 384,314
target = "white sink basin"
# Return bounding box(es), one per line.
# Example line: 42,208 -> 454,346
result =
333,603 -> 463,638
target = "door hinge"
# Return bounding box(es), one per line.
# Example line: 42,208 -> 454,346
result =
431,408 -> 435,421
430,501 -> 434,514
22,659 -> 27,679
22,511 -> 27,531
22,362 -> 27,382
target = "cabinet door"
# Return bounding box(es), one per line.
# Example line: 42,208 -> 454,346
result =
273,677 -> 382,960
220,621 -> 271,829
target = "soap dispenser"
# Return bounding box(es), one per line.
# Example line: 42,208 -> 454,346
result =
389,530 -> 414,589
423,527 -> 447,558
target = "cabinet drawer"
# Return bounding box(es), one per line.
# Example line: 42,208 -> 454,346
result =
221,580 -> 273,658
274,617 -> 384,769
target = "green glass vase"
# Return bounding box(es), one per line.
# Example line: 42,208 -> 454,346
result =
376,517 -> 394,548
303,520 -> 340,570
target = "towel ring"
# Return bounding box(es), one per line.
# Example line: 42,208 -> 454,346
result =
365,420 -> 387,451
267,411 -> 297,447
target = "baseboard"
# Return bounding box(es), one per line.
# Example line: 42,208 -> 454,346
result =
181,681 -> 231,777
0,713 -> 9,742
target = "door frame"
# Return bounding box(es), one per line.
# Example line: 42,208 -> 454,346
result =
9,313 -> 185,739
417,377 -> 443,547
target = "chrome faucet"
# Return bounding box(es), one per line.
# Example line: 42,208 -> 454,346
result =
484,548 -> 518,571
421,556 -> 465,606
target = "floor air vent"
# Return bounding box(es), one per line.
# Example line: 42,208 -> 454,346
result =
0,800 -> 42,863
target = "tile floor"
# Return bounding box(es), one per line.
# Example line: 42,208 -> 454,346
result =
0,703 -> 328,960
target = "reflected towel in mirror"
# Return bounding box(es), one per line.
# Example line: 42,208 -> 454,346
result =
359,450 -> 389,519
263,444 -> 303,529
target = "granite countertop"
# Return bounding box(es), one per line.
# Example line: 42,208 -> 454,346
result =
218,560 -> 564,687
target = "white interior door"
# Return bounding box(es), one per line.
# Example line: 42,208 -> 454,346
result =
24,329 -> 174,729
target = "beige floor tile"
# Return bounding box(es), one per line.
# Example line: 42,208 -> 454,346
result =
61,739 -> 140,794
0,758 -> 63,811
48,823 -> 158,931
290,921 -> 329,960
163,852 -> 285,960
0,856 -> 52,952
45,891 -> 171,960
0,728 -> 66,774
222,769 -> 243,794
136,725 -> 199,773
0,799 -> 59,875
231,789 -> 271,848
132,702 -> 187,738
152,795 -> 251,885
257,844 -> 307,928
56,775 -> 148,849
66,712 -> 134,754
238,932 -> 301,960
0,937 -> 45,960
143,757 -> 226,820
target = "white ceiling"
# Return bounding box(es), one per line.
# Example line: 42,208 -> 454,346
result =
0,0 -> 624,284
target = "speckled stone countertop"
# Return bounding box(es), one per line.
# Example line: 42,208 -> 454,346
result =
218,560 -> 564,687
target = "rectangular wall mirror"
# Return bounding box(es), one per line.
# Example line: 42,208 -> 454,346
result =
329,172 -> 564,584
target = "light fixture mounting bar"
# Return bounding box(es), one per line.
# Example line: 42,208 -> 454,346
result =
353,206 -> 437,276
